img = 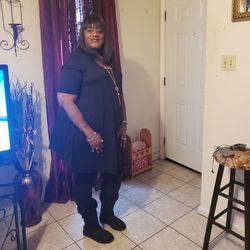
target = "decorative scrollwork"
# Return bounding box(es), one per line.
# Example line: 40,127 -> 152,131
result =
0,208 -> 6,223
0,0 -> 29,55
0,181 -> 26,250
0,32 -> 30,55
0,195 -> 16,250
16,39 -> 29,50
0,39 -> 14,51
1,228 -> 17,249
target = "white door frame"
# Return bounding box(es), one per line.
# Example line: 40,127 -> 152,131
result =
159,0 -> 207,162
160,0 -> 167,160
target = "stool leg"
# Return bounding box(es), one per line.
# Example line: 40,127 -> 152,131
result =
203,164 -> 224,250
245,170 -> 250,250
226,168 -> 235,231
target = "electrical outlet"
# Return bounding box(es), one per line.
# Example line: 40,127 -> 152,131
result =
221,55 -> 236,71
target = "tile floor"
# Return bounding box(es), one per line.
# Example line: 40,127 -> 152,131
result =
2,160 -> 245,249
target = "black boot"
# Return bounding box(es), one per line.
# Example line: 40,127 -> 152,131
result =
100,210 -> 126,231
83,211 -> 114,244
99,173 -> 125,230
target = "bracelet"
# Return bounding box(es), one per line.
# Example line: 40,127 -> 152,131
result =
86,132 -> 97,142
122,120 -> 127,124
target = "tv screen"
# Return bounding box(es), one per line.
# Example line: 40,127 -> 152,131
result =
0,65 -> 14,165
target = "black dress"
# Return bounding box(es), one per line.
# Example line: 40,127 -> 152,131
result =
50,48 -> 123,174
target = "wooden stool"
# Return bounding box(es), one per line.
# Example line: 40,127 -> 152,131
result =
203,148 -> 250,250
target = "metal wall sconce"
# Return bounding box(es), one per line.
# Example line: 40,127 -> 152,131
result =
0,0 -> 29,56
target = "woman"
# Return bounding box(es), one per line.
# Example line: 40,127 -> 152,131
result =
50,15 -> 127,244
247,0 -> 250,12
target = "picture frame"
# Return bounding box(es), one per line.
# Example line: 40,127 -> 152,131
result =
232,0 -> 250,22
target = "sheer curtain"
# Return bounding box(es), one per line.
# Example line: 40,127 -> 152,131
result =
39,0 -> 121,203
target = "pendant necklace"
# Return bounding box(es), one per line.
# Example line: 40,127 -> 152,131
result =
96,61 -> 121,106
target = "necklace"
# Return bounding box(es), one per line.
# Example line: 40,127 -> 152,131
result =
96,61 -> 121,106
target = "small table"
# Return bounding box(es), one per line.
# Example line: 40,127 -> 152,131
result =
0,181 -> 27,250
203,148 -> 250,250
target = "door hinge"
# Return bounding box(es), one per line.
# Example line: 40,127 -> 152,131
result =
163,137 -> 166,146
164,11 -> 167,21
163,77 -> 166,86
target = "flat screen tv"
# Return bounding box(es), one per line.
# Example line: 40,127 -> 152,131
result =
0,64 -> 14,165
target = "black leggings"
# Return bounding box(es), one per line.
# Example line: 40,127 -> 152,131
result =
72,172 -> 122,219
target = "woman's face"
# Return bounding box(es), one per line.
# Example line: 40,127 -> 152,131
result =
84,24 -> 104,50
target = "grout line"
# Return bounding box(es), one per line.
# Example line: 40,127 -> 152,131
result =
56,220 -> 81,247
131,246 -> 142,250
145,168 -> 199,186
132,225 -> 169,247
120,175 -> 201,210
144,177 -> 187,196
119,231 -> 142,249
119,179 -> 143,193
56,210 -> 79,223
25,220 -> 56,235
169,225 -> 202,249
168,208 -> 196,227
165,173 -> 201,185
60,242 -> 81,250
141,200 -> 192,226
167,189 -> 201,210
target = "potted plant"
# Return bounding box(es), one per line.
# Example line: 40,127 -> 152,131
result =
11,78 -> 42,227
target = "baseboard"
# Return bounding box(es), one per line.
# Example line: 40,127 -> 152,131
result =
197,205 -> 209,217
197,205 -> 244,237
152,152 -> 160,161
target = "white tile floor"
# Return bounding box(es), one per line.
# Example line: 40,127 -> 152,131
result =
2,160 -> 245,249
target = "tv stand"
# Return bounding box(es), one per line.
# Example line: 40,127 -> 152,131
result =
0,181 -> 27,250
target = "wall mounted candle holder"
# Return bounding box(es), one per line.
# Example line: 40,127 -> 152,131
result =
0,0 -> 29,56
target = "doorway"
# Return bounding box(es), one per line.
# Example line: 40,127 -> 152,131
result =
161,0 -> 206,172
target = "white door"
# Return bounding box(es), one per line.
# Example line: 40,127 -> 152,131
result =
165,0 -> 205,172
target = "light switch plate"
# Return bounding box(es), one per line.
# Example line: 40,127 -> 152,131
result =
221,55 -> 236,71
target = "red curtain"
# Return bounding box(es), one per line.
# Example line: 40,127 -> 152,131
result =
39,0 -> 121,203
82,0 -> 121,69
38,0 -> 75,203
98,0 -> 121,69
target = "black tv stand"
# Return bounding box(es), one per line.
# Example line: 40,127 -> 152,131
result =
0,180 -> 27,250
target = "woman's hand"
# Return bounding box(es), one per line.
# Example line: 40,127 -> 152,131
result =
57,93 -> 104,154
118,121 -> 127,149
86,131 -> 104,153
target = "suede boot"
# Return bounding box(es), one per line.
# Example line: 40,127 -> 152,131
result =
100,210 -> 126,231
83,211 -> 114,244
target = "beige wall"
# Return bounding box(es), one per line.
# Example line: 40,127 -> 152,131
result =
200,0 -> 250,233
116,0 -> 161,157
0,0 -> 51,188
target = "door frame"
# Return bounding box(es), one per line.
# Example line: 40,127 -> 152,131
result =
159,0 -> 166,160
159,0 -> 207,162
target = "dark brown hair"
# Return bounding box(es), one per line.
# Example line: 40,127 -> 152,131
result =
78,15 -> 113,64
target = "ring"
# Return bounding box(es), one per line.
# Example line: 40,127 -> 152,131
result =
122,137 -> 127,141
95,147 -> 98,150
101,139 -> 104,142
